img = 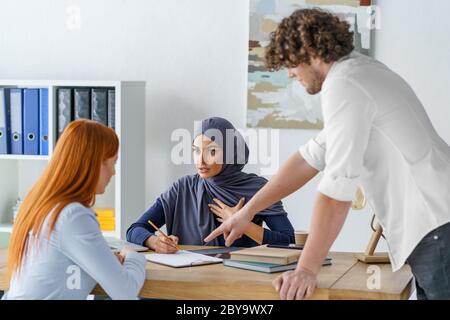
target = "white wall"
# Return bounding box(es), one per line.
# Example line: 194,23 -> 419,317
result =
0,0 -> 448,252
373,0 -> 450,144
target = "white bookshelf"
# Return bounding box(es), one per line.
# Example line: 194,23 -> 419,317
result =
0,155 -> 49,161
0,80 -> 146,240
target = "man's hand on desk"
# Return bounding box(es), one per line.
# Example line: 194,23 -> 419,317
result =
273,267 -> 317,300
271,193 -> 351,300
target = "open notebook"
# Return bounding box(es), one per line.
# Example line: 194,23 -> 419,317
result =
145,250 -> 223,268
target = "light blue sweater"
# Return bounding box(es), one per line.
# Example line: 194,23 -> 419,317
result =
3,203 -> 146,300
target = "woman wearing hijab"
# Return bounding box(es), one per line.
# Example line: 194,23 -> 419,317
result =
126,117 -> 295,253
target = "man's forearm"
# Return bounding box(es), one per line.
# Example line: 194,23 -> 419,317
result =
297,192 -> 351,274
244,152 -> 319,217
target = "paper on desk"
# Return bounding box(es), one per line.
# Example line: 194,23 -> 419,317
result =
145,250 -> 223,268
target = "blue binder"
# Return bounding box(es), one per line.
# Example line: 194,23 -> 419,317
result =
10,89 -> 23,155
39,88 -> 49,155
23,89 -> 40,155
0,88 -> 11,154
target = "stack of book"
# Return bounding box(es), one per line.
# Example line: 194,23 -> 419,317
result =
94,208 -> 115,232
223,245 -> 332,274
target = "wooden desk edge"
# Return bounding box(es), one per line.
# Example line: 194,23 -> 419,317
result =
1,248 -> 413,300
328,257 -> 414,300
329,278 -> 414,300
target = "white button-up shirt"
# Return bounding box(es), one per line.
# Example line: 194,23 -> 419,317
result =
299,52 -> 450,272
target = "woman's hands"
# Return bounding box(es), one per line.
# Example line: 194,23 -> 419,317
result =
114,246 -> 138,264
208,197 -> 264,245
114,252 -> 125,264
146,233 -> 179,254
205,206 -> 255,247
208,198 -> 245,222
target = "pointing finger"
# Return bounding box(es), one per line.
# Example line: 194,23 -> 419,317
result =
204,224 -> 225,243
225,229 -> 242,247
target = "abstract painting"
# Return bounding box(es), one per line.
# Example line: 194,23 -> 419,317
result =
247,0 -> 372,129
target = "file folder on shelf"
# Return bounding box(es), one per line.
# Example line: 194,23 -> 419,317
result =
39,88 -> 49,155
91,88 -> 108,126
57,88 -> 73,139
10,89 -> 23,155
108,89 -> 115,130
0,88 -> 11,154
23,89 -> 40,155
74,88 -> 91,120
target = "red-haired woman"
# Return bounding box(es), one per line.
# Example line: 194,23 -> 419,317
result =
3,119 -> 146,300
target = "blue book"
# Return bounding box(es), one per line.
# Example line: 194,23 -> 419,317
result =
23,89 -> 40,155
10,89 -> 23,155
0,88 -> 11,154
39,88 -> 49,155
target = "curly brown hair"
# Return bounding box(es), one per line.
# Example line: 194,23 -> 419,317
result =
265,8 -> 354,71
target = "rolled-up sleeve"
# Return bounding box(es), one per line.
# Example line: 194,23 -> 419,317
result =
318,78 -> 374,202
299,130 -> 326,171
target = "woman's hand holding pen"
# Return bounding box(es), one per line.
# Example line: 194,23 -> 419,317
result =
146,233 -> 179,254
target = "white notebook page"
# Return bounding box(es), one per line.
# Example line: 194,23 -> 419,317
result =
145,250 -> 223,268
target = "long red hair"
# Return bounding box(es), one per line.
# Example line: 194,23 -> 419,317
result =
7,119 -> 119,279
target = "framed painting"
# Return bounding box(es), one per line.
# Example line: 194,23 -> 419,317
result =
247,0 -> 373,129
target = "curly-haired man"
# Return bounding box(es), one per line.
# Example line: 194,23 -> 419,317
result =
206,8 -> 450,300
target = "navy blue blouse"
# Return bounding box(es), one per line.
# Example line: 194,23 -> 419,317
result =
127,199 -> 295,247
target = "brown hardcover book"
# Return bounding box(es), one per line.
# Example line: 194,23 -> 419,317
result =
230,245 -> 301,265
